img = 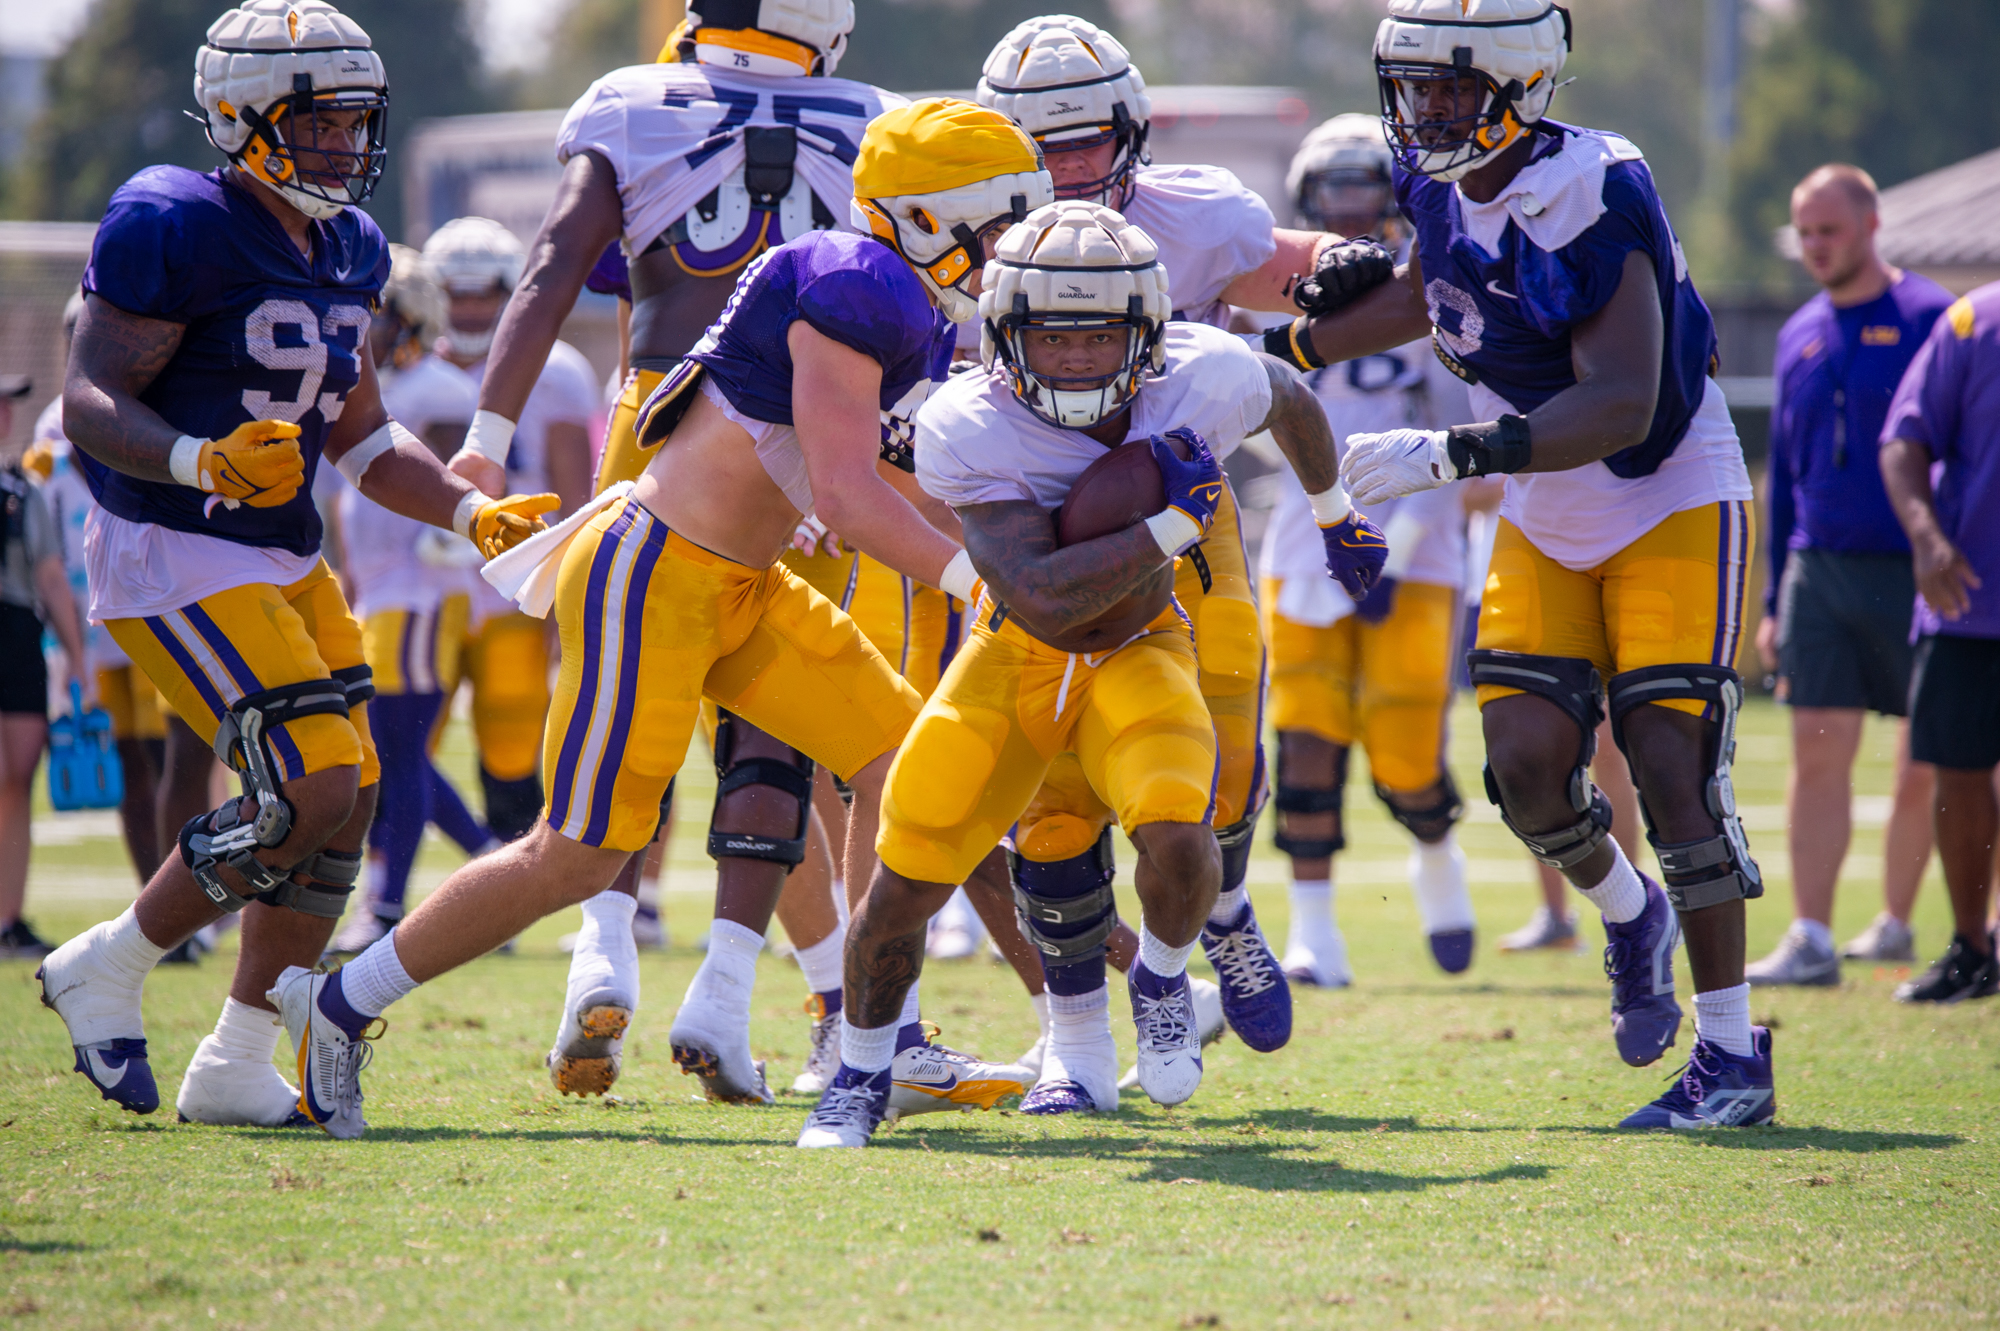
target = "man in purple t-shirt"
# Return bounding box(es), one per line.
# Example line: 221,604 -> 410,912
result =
1749,164 -> 1954,985
1879,281 -> 2000,1003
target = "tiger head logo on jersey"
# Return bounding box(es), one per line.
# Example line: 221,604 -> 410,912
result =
1373,0 -> 1570,183
979,200 -> 1171,428
976,16 -> 1151,209
194,0 -> 389,219
678,0 -> 856,76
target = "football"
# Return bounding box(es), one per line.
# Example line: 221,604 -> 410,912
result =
1051,433 -> 1192,643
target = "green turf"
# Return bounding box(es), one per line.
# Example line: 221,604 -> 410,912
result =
4,697 -> 1995,1329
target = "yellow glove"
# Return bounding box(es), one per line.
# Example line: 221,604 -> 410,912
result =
21,440 -> 56,482
470,493 -> 559,559
187,421 -> 305,508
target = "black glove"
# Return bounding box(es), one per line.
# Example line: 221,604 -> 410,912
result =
1293,237 -> 1396,318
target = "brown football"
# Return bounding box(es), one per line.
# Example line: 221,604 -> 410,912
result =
1049,433 -> 1191,646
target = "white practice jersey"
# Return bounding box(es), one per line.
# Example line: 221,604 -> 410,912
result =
556,62 -> 905,258
1260,338 -> 1473,627
1123,164 -> 1277,328
467,340 -> 596,497
918,321 -> 1270,511
30,400 -> 125,669
336,355 -> 480,621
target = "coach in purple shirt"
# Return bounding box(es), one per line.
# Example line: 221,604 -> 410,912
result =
1750,164 -> 1955,987
1880,281 -> 2000,1004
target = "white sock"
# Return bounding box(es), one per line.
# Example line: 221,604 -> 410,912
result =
1693,982 -> 1754,1057
1137,925 -> 1195,978
685,917 -> 763,1018
1793,918 -> 1834,952
1287,878 -> 1336,953
898,983 -> 921,1028
793,922 -> 846,995
1048,985 -> 1112,1048
1409,834 -> 1475,933
569,890 -> 640,1005
635,873 -> 661,913
1576,844 -> 1647,924
840,1016 -> 896,1074
340,929 -> 419,1016
1208,883 -> 1248,926
101,906 -> 169,984
1030,991 -> 1051,1039
210,996 -> 283,1064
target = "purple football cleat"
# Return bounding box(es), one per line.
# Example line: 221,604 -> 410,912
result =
1199,903 -> 1292,1052
1428,928 -> 1475,975
1619,1027 -> 1775,1130
70,1038 -> 159,1115
1020,1080 -> 1102,1115
1603,875 -> 1683,1067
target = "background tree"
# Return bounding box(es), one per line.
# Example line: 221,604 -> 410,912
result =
6,0 -> 490,241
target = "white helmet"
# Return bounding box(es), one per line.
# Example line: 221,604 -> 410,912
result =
377,243 -> 445,368
421,217 -> 525,359
194,1 -> 388,220
850,99 -> 1055,325
975,16 -> 1149,208
979,201 -> 1171,429
1287,113 -> 1401,235
683,0 -> 854,76
1374,0 -> 1571,183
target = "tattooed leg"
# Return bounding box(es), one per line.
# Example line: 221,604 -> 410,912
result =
843,866 -> 956,1029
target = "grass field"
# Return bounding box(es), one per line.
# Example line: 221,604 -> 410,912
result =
3,696 -> 1995,1329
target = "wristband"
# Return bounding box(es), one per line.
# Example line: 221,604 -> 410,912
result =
1445,414 -> 1532,478
451,488 -> 486,538
169,435 -> 205,490
1259,317 -> 1328,372
1306,485 -> 1352,526
938,549 -> 979,603
1144,507 -> 1202,558
335,421 -> 417,487
456,410 -> 517,467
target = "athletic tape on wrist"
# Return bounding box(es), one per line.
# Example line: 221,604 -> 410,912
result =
1145,507 -> 1203,557
169,435 -> 205,490
451,489 -> 486,538
1307,485 -> 1352,526
455,409 -> 517,467
939,548 -> 979,603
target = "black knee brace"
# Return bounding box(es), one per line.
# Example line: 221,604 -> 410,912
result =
1216,810 -> 1259,890
332,663 -> 376,708
1607,663 -> 1764,912
1468,649 -> 1615,870
1008,828 -> 1119,964
1272,734 -> 1347,860
264,848 -> 362,918
1376,769 -> 1463,844
707,709 -> 814,867
480,767 -> 544,843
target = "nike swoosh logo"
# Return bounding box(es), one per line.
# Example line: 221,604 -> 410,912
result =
1486,280 -> 1518,301
84,1048 -> 129,1088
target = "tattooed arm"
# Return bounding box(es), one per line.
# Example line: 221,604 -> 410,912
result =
61,296 -> 188,482
1253,354 -> 1342,490
959,499 -> 1173,652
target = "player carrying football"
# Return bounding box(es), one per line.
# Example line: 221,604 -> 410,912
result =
35,0 -> 551,1129
1314,0 -> 1773,1129
797,201 -> 1387,1145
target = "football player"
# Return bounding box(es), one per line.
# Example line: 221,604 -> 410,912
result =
325,243 -> 497,955
1260,114 -> 1483,986
1321,0 -> 1772,1129
35,0 -> 552,1129
449,2 -> 933,1104
273,99 -> 1056,1139
798,201 -> 1386,1144
971,14 -> 1388,1058
426,217 -> 597,855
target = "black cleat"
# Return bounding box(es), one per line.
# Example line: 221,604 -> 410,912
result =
1894,934 -> 1999,1004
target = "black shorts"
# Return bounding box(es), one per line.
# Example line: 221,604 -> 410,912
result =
1776,548 -> 1916,714
1909,634 -> 2000,770
0,602 -> 49,716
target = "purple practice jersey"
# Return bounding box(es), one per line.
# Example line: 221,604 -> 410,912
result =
1766,270 -> 1954,608
1395,123 -> 1718,478
78,166 -> 387,556
1881,284 -> 2000,640
687,229 -> 952,461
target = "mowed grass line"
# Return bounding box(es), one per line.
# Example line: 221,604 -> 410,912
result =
2,698 -> 1995,1329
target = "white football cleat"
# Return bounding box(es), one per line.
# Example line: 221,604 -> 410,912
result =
176,1035 -> 312,1127
796,1065 -> 893,1148
790,995 -> 842,1096
1119,976 -> 1225,1091
547,986 -> 632,1097
1128,966 -> 1204,1106
669,998 -> 773,1104
886,1032 -> 1033,1118
267,966 -> 375,1141
37,918 -> 159,1114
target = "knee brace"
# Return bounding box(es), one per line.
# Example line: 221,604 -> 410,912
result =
1467,650 -> 1613,870
181,681 -> 352,911
1215,809 -> 1260,891
1272,733 -> 1347,860
480,767 -> 544,843
1375,769 -> 1463,845
332,663 -> 376,708
1607,664 -> 1764,912
262,847 -> 362,918
1008,828 -> 1120,964
707,710 -> 815,868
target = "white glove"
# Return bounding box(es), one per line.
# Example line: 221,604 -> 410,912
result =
1339,428 -> 1458,505
790,515 -> 844,559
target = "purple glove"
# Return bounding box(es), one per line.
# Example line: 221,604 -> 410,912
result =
1321,512 -> 1389,599
1354,573 -> 1398,624
1150,428 -> 1224,533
